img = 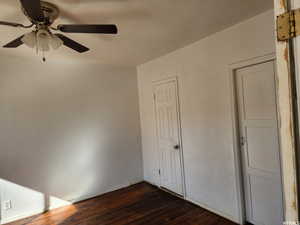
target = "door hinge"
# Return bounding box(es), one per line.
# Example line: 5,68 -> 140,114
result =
158,169 -> 161,175
277,8 -> 300,41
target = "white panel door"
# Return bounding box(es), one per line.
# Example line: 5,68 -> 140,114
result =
236,61 -> 284,225
154,78 -> 183,195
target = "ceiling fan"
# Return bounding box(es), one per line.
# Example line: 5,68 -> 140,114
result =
0,0 -> 118,61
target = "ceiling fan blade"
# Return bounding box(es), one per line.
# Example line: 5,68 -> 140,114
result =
20,0 -> 44,22
55,34 -> 89,53
60,0 -> 127,4
3,35 -> 24,48
0,21 -> 27,28
57,24 -> 118,34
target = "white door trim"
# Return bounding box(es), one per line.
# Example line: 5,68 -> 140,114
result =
228,53 -> 283,225
152,76 -> 186,198
274,0 -> 299,220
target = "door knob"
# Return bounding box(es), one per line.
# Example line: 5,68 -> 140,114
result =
174,145 -> 180,150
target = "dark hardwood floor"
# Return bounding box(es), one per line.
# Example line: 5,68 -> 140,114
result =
7,182 -> 237,225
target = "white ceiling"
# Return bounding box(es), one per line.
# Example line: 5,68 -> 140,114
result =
0,0 -> 273,66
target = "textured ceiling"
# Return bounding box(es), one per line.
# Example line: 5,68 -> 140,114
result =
0,0 -> 273,66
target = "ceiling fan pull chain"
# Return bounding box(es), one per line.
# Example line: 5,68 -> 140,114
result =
36,32 -> 39,55
42,50 -> 46,62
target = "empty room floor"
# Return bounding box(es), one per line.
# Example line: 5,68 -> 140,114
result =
6,183 -> 237,225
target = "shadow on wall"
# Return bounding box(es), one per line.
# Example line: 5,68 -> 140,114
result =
0,179 -> 73,224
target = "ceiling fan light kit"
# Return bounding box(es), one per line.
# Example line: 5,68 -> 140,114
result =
22,29 -> 64,50
0,0 -> 118,62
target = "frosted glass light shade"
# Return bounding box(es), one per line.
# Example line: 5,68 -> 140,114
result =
21,30 -> 63,52
50,35 -> 63,50
37,30 -> 51,52
21,31 -> 36,48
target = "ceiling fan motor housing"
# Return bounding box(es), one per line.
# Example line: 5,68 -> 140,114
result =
22,1 -> 60,25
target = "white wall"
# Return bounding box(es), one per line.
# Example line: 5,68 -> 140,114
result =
137,10 -> 275,223
0,57 -> 143,224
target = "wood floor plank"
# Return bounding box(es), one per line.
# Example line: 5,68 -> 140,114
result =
6,182 -> 237,225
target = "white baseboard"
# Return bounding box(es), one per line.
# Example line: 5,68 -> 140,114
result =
185,197 -> 239,224
1,179 -> 143,225
1,209 -> 45,225
143,180 -> 239,224
1,180 -> 239,225
70,179 -> 143,204
143,180 -> 159,187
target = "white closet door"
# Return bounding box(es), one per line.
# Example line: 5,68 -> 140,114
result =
154,78 -> 183,195
236,61 -> 284,225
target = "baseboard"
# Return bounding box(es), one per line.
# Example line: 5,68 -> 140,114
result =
70,179 -> 143,204
185,197 -> 239,224
1,180 -> 239,225
143,180 -> 159,187
1,209 -> 45,225
143,180 -> 238,223
1,179 -> 143,225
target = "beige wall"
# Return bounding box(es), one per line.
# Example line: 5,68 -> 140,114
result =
0,57 -> 143,223
137,10 -> 275,222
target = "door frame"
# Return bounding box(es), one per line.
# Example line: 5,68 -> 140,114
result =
228,53 -> 284,224
152,76 -> 186,198
274,0 -> 299,221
